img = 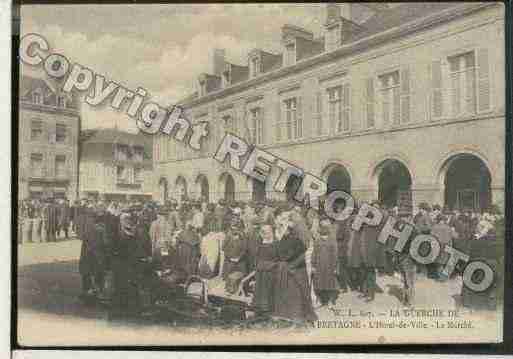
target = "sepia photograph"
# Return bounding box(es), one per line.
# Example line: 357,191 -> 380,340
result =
15,2 -> 506,347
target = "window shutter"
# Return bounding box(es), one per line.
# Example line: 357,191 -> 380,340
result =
65,125 -> 71,145
296,97 -> 302,138
400,68 -> 411,124
275,100 -> 281,142
316,91 -> 323,136
48,126 -> 56,144
477,48 -> 491,113
260,107 -> 265,145
431,60 -> 443,120
343,83 -> 351,132
365,78 -> 375,129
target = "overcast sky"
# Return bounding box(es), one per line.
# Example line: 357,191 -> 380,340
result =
21,4 -> 334,132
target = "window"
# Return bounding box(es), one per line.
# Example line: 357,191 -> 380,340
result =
116,144 -> 129,161
133,146 -> 144,162
249,107 -> 264,145
326,24 -> 341,52
280,97 -> 301,141
30,153 -> 43,177
448,51 -> 476,116
284,43 -> 296,66
222,71 -> 231,87
33,89 -> 42,104
379,71 -> 400,127
56,124 -> 66,143
30,120 -> 43,140
57,95 -> 67,108
116,165 -> 127,182
55,155 -> 66,178
327,85 -> 350,133
250,57 -> 260,78
134,167 -> 143,183
199,81 -> 206,97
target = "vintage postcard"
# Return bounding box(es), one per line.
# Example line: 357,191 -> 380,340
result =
16,3 -> 505,346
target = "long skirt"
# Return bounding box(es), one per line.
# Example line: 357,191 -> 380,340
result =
272,265 -> 317,323
253,268 -> 274,312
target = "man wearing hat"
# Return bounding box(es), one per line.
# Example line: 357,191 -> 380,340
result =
214,199 -> 228,232
166,200 -> 182,233
221,216 -> 249,294
109,204 -> 148,318
174,215 -> 201,281
414,202 -> 433,234
358,201 -> 387,302
311,217 -> 339,307
149,205 -> 173,264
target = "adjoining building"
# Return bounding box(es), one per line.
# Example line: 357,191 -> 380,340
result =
18,75 -> 81,200
80,128 -> 153,202
153,3 -> 505,212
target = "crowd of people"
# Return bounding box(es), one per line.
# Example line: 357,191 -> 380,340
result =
18,195 -> 504,323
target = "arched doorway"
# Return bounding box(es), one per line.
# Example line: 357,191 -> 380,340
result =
252,178 -> 266,202
195,174 -> 209,202
219,173 -> 235,203
158,177 -> 168,203
375,159 -> 412,209
324,163 -> 352,194
175,176 -> 188,202
441,153 -> 491,211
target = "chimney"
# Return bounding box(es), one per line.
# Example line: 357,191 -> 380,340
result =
325,3 -> 341,24
212,48 -> 226,77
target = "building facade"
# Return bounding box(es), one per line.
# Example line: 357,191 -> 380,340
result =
154,3 -> 505,212
18,75 -> 80,201
80,129 -> 153,202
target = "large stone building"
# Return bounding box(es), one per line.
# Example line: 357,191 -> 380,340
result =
18,75 -> 80,200
153,3 -> 505,212
80,128 -> 153,202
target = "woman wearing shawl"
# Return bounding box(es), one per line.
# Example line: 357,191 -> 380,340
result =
271,211 -> 317,323
249,220 -> 275,313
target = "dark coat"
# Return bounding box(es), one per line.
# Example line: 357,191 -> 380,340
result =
176,228 -> 201,277
253,242 -> 276,312
335,219 -> 350,262
58,203 -> 70,228
311,238 -> 338,291
347,227 -> 363,268
272,234 -> 317,322
359,213 -> 388,268
222,231 -> 249,280
43,204 -> 58,235
79,215 -> 100,275
246,228 -> 262,272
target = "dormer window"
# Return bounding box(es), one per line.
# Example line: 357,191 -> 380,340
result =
199,80 -> 207,96
284,43 -> 296,66
222,70 -> 231,88
250,57 -> 261,78
325,23 -> 341,52
33,89 -> 42,104
57,94 -> 67,108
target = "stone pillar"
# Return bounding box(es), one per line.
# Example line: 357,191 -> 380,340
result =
491,185 -> 505,213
